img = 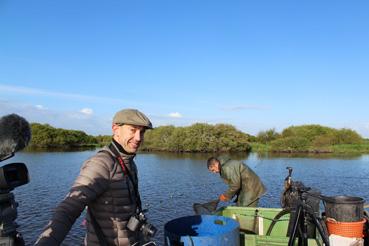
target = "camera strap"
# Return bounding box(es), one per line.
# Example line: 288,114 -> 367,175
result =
106,143 -> 143,211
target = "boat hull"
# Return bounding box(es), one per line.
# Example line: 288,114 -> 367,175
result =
218,206 -> 323,246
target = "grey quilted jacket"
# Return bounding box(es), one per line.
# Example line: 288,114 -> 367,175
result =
35,142 -> 140,245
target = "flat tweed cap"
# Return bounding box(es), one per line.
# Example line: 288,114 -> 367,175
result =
113,109 -> 153,129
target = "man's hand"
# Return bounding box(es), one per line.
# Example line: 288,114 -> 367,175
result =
219,194 -> 229,202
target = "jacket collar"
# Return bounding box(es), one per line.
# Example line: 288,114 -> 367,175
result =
217,155 -> 230,176
218,155 -> 231,167
111,138 -> 136,161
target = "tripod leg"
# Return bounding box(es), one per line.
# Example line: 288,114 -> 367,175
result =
309,214 -> 330,246
288,205 -> 303,246
302,209 -> 309,246
14,232 -> 25,246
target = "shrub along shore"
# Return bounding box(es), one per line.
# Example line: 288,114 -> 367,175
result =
28,123 -> 369,154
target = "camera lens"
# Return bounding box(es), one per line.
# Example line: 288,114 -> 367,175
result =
141,223 -> 157,237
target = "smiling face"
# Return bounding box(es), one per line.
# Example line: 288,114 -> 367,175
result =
112,124 -> 146,153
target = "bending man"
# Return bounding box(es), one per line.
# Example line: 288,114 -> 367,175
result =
207,156 -> 266,207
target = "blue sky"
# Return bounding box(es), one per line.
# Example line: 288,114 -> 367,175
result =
1,0 -> 369,137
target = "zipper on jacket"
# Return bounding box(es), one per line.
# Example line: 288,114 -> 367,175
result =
126,178 -> 134,204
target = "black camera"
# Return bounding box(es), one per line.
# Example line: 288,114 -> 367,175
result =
0,162 -> 29,192
0,159 -> 29,246
0,113 -> 31,245
127,211 -> 157,238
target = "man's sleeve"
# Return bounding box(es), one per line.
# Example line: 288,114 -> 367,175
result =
223,165 -> 242,200
34,154 -> 111,245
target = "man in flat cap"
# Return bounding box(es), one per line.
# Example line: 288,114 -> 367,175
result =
36,109 -> 155,246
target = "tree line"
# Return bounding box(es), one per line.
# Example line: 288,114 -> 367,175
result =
254,125 -> 365,153
30,123 -> 98,148
141,123 -> 252,152
28,122 -> 368,153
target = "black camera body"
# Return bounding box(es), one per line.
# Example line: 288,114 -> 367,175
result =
0,162 -> 29,192
0,159 -> 29,246
127,211 -> 157,238
0,113 -> 31,245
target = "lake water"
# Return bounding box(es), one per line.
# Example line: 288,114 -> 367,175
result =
6,150 -> 369,245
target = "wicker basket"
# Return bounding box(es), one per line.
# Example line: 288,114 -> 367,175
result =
326,217 -> 366,238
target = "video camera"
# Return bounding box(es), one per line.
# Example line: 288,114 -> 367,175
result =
0,114 -> 31,246
0,162 -> 29,192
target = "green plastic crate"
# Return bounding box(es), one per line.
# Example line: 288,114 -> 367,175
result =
218,206 -> 323,246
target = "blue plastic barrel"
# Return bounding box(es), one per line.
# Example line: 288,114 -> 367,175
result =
164,215 -> 240,246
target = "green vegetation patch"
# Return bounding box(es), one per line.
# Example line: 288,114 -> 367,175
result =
141,123 -> 252,153
255,125 -> 364,154
30,123 -> 97,148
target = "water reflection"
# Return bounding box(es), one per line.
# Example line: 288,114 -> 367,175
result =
140,151 -> 250,161
25,146 -> 98,153
257,151 -> 364,160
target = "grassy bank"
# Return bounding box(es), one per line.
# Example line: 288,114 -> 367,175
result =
331,142 -> 369,154
250,142 -> 369,154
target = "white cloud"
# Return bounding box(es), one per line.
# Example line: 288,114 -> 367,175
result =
168,112 -> 183,118
0,100 -> 111,135
80,108 -> 93,115
35,104 -> 47,110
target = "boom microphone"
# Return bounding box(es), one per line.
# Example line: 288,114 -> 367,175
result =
0,114 -> 31,161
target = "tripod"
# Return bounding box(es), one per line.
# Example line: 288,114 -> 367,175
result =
288,187 -> 330,246
0,192 -> 25,246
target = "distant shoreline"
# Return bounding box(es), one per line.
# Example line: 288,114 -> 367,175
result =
28,122 -> 369,155
25,143 -> 369,156
250,142 -> 369,155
